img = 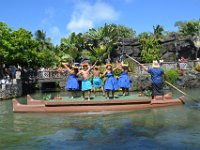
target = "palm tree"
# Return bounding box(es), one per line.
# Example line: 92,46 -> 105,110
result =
35,30 -> 46,50
153,25 -> 164,40
81,44 -> 107,63
58,32 -> 84,63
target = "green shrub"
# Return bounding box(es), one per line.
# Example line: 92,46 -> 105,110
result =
113,69 -> 121,78
164,69 -> 180,84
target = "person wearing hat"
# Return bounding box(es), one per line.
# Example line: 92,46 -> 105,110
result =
141,60 -> 165,101
77,61 -> 97,101
62,63 -> 79,98
103,63 -> 120,99
92,65 -> 104,97
118,62 -> 131,96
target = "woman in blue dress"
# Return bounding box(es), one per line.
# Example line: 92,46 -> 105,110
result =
103,64 -> 120,99
62,63 -> 79,98
118,65 -> 131,96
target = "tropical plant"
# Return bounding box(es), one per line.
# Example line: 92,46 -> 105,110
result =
82,24 -> 131,63
138,32 -> 151,39
153,25 -> 164,40
81,44 -> 108,63
116,25 -> 136,38
140,36 -> 161,63
101,24 -> 118,62
164,68 -> 180,84
175,20 -> 200,36
58,32 -> 84,63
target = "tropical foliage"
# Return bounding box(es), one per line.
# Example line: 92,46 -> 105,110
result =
175,20 -> 200,36
0,22 -> 56,67
138,25 -> 164,63
164,68 -> 180,84
0,19 -> 200,68
139,35 -> 161,63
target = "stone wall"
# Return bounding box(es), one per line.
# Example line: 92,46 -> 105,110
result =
112,35 -> 200,62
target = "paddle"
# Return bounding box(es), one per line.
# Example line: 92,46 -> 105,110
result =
164,81 -> 198,102
164,81 -> 187,96
126,54 -> 199,101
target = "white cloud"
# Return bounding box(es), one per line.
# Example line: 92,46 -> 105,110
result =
67,18 -> 93,33
49,26 -> 62,44
40,8 -> 62,45
67,1 -> 119,33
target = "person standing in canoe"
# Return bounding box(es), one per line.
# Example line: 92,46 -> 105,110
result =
62,63 -> 79,99
92,65 -> 104,97
77,62 -> 97,101
141,60 -> 165,100
103,63 -> 120,99
118,63 -> 131,96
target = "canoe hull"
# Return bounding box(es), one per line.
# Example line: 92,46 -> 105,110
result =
13,96 -> 185,113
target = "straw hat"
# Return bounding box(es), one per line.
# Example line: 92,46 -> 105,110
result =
81,63 -> 89,67
62,62 -> 69,65
72,65 -> 78,69
105,64 -> 112,68
152,60 -> 160,68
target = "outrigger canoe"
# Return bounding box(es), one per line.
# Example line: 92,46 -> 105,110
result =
12,94 -> 185,113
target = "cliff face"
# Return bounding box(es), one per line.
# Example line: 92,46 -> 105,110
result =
112,35 -> 200,62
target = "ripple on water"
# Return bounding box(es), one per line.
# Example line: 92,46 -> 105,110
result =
1,89 -> 200,150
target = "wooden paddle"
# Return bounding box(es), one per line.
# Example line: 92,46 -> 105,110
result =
164,81 -> 198,101
164,81 -> 187,96
126,54 -> 199,101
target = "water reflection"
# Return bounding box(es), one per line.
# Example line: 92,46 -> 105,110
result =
0,89 -> 200,149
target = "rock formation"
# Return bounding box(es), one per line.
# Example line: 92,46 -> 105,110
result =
112,34 -> 200,62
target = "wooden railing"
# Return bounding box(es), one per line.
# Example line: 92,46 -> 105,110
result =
36,70 -> 68,81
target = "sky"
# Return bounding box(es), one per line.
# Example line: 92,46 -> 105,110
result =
0,0 -> 200,45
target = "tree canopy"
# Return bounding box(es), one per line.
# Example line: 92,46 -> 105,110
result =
0,19 -> 199,67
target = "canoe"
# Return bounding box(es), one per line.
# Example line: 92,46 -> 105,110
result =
12,95 -> 185,113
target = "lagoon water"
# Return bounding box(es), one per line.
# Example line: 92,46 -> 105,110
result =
0,89 -> 200,150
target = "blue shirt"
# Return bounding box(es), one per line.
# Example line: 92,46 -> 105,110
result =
148,68 -> 164,84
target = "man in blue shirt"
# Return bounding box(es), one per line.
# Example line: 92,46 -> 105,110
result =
141,60 -> 165,100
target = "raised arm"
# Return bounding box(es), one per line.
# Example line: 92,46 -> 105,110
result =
62,63 -> 72,72
113,63 -> 122,71
89,60 -> 98,71
102,70 -> 107,77
76,70 -> 82,76
113,60 -> 123,71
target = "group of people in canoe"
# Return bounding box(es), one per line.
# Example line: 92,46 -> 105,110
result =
61,60 -> 165,101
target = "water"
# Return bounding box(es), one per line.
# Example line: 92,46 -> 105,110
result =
0,89 -> 200,150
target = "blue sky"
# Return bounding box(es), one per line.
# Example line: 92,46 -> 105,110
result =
0,0 -> 200,45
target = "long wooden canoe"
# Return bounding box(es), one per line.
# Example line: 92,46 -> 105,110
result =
12,95 -> 185,113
